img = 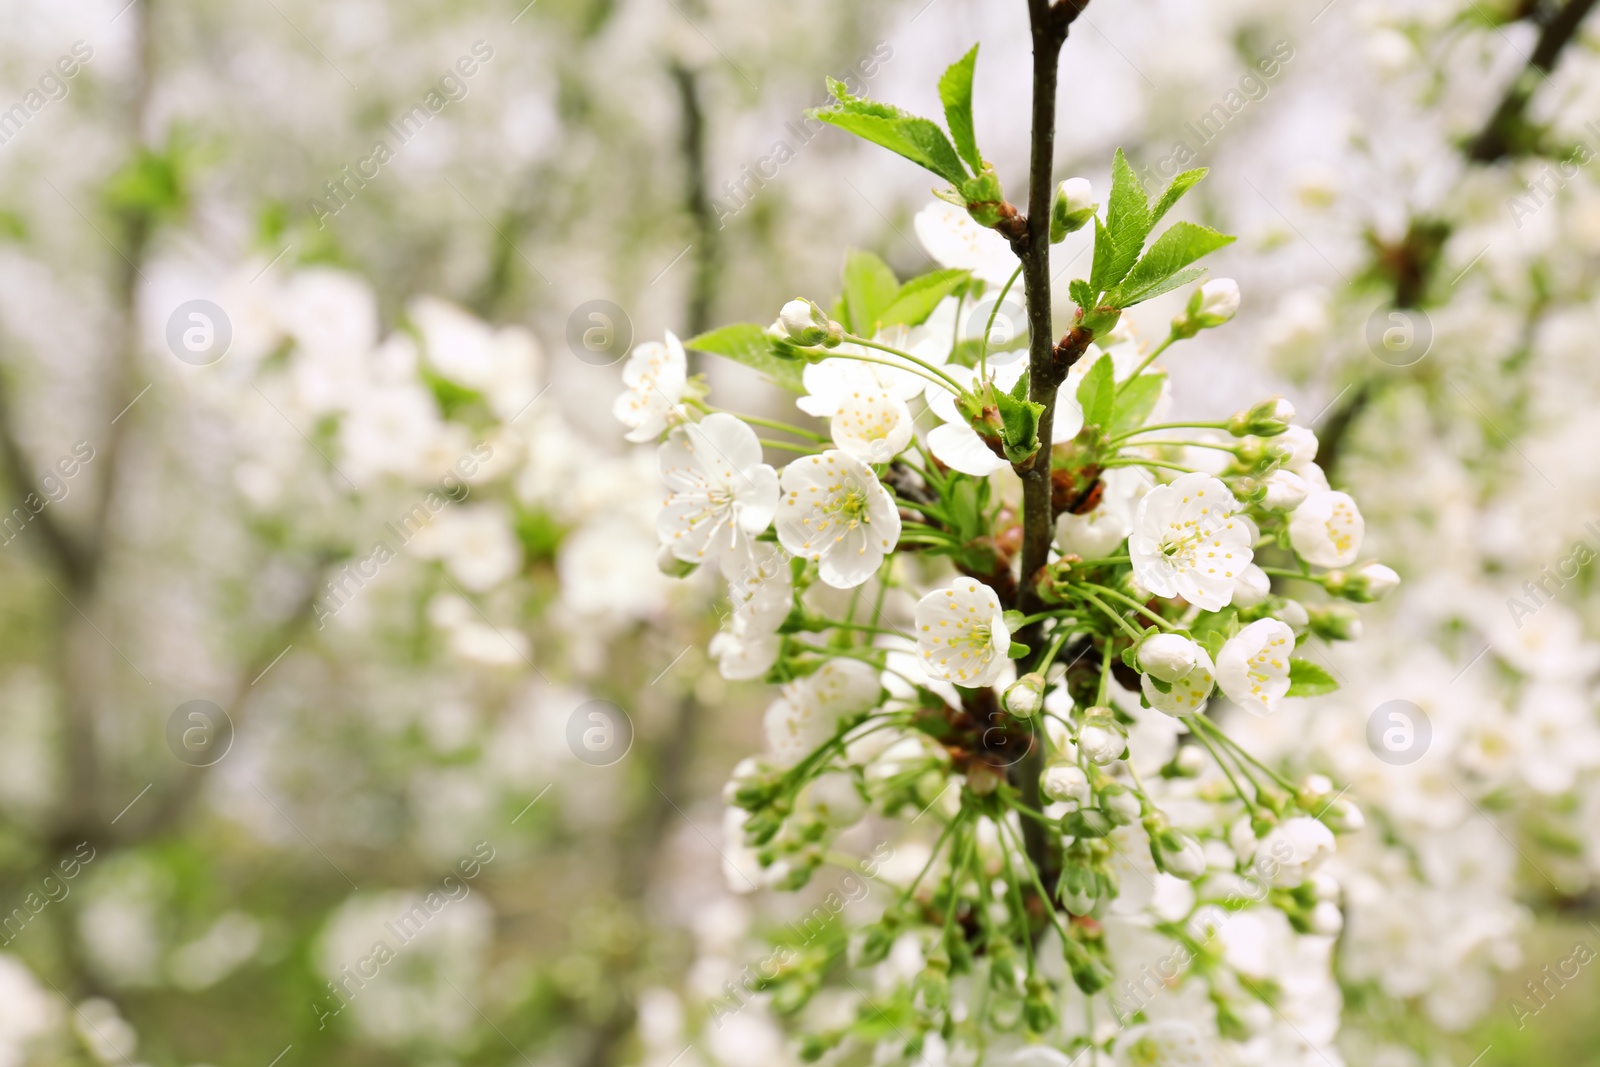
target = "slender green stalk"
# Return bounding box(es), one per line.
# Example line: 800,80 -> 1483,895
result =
1104,420 -> 1230,448
1115,330 -> 1177,391
1073,582 -> 1176,631
841,333 -> 968,394
980,263 -> 1025,376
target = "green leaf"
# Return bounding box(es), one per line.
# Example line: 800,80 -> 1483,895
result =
1102,148 -> 1152,289
685,323 -> 805,393
1150,168 -> 1208,225
1286,659 -> 1340,698
938,45 -> 982,173
959,170 -> 1006,225
1075,354 -> 1116,429
878,268 -> 970,329
841,250 -> 900,334
1113,266 -> 1209,309
1007,641 -> 1030,659
1110,372 -> 1165,436
1087,217 -> 1118,296
994,387 -> 1043,464
1068,278 -> 1095,312
1113,222 -> 1235,305
809,80 -> 969,187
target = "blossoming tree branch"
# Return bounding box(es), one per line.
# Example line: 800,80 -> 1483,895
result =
613,5 -> 1395,1063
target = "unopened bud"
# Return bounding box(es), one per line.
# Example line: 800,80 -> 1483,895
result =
778,298 -> 841,347
1307,602 -> 1362,642
1173,278 -> 1240,337
1050,177 -> 1096,242
1228,396 -> 1295,437
1325,562 -> 1400,603
1042,762 -> 1091,807
1003,672 -> 1046,718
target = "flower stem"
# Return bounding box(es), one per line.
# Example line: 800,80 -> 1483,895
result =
1104,421 -> 1231,448
704,405 -> 829,442
980,263 -> 1026,377
759,437 -> 821,455
1073,581 -> 1176,631
840,334 -> 968,394
1115,330 -> 1177,392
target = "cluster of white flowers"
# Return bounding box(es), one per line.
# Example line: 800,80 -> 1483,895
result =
616,167 -> 1398,1063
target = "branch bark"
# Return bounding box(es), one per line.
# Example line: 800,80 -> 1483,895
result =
1012,0 -> 1089,906
1467,0 -> 1600,162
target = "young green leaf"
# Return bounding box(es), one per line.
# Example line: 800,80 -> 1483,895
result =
808,79 -> 969,188
938,45 -> 982,174
1111,223 -> 1234,307
1068,278 -> 1096,312
1150,168 -> 1208,225
1102,148 -> 1152,289
1110,372 -> 1166,436
1286,659 -> 1340,697
878,268 -> 970,329
1114,266 -> 1209,309
1088,216 -> 1119,297
685,323 -> 806,393
841,250 -> 900,334
994,387 -> 1044,464
1076,354 -> 1116,429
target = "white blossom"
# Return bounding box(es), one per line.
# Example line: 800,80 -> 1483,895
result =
1257,816 -> 1337,888
614,333 -> 687,442
763,659 -> 882,766
775,450 -> 901,589
1216,619 -> 1295,715
914,578 -> 1011,688
1130,472 -> 1255,611
1140,645 -> 1217,717
1289,490 -> 1364,568
657,414 -> 780,568
1114,1020 -> 1210,1067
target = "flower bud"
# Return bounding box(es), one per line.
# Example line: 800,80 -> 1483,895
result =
1228,397 -> 1295,438
1068,953 -> 1113,995
1307,602 -> 1362,642
1261,469 -> 1309,511
1277,598 -> 1310,630
1173,278 -> 1240,337
1003,672 -> 1046,718
1078,708 -> 1125,765
1173,745 -> 1206,776
1137,633 -> 1202,683
1325,562 -> 1400,603
1059,861 -> 1098,914
1321,797 -> 1365,835
1023,976 -> 1058,1032
1042,762 -> 1091,807
1050,177 -> 1096,242
1151,828 -> 1207,880
1100,783 -> 1142,826
1309,900 -> 1344,936
778,298 -> 841,347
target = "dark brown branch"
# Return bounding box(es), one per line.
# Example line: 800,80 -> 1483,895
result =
1467,0 -> 1600,162
669,62 -> 721,341
1012,0 -> 1090,909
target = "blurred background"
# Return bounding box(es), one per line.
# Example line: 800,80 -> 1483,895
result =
2,0 -> 1600,1065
